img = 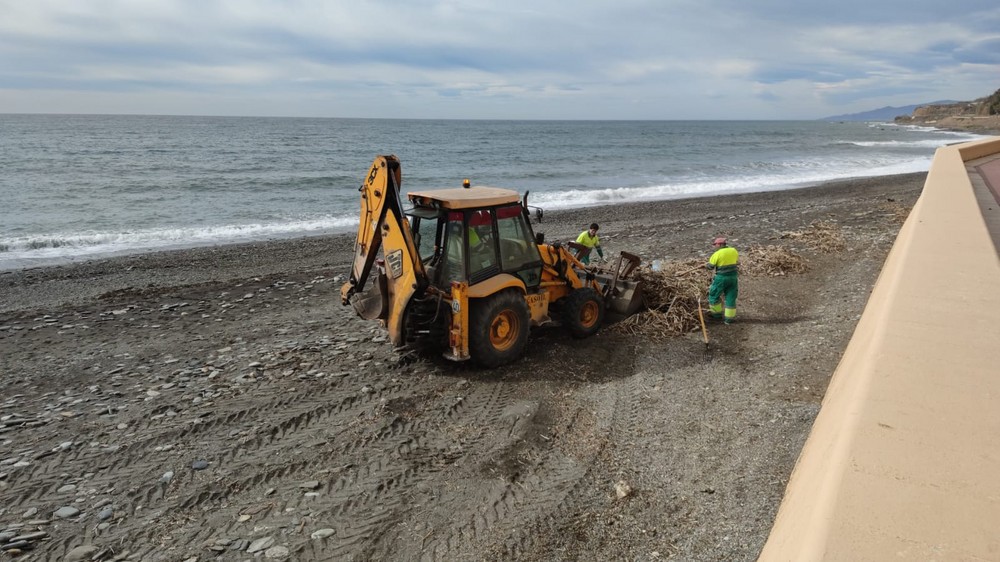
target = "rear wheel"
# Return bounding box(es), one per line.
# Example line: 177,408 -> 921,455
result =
562,287 -> 605,338
470,290 -> 530,368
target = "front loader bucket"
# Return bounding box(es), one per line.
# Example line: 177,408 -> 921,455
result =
598,251 -> 645,317
350,272 -> 388,321
606,277 -> 644,316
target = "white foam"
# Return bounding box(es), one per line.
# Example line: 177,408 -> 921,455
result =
0,215 -> 359,269
529,156 -> 931,210
849,139 -> 957,148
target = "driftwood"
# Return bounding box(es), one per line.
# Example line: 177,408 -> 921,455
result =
611,244 -> 809,339
613,259 -> 710,339
780,220 -> 846,252
740,244 -> 808,276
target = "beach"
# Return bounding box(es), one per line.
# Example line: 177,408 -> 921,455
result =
0,172 -> 924,560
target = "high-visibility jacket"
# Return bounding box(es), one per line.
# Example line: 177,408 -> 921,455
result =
575,230 -> 604,263
576,230 -> 601,250
708,246 -> 739,275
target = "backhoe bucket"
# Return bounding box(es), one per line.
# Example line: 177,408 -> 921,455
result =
597,252 -> 645,317
350,272 -> 388,321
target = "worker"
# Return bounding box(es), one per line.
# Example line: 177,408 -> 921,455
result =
467,210 -> 498,274
468,210 -> 490,248
706,236 -> 739,324
575,223 -> 604,264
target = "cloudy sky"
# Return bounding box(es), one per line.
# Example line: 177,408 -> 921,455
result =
2,0 -> 998,120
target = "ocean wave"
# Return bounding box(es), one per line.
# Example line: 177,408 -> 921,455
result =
847,139 -> 958,148
877,123 -> 940,133
3,117 -> 986,271
528,158 -> 930,210
882,122 -> 993,139
849,132 -> 991,148
0,216 -> 359,266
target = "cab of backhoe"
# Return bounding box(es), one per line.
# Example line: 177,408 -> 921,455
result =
405,188 -> 543,291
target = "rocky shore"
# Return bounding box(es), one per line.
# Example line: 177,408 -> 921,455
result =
0,173 -> 925,560
893,89 -> 1000,133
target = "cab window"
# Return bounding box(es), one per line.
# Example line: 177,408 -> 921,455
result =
496,205 -> 542,286
441,212 -> 466,283
468,209 -> 500,283
411,216 -> 439,263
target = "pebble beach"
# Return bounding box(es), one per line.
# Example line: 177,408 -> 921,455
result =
1,172 -> 926,560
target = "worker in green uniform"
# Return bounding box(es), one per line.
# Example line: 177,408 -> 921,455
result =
575,223 -> 604,265
706,237 -> 739,324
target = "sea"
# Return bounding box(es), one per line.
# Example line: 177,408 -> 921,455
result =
0,114 -> 991,270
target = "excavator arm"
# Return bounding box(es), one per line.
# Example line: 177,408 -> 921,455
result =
340,155 -> 427,345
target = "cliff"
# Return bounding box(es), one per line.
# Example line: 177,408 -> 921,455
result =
895,88 -> 1000,133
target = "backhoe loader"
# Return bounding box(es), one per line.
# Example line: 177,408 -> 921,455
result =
341,155 -> 644,367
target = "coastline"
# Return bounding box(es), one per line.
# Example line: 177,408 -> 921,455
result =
0,171 -> 926,313
896,114 -> 1000,135
0,171 -> 926,560
4,117 -> 957,276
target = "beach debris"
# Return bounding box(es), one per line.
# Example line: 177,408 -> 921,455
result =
612,245 -> 809,339
614,480 -> 634,499
740,245 -> 808,276
612,260 -> 705,338
780,220 -> 846,252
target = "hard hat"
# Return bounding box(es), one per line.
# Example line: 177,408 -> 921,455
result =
712,237 -> 727,246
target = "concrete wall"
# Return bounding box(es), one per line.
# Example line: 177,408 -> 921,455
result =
759,137 -> 1000,561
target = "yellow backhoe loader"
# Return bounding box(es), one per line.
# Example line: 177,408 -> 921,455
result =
341,155 -> 644,367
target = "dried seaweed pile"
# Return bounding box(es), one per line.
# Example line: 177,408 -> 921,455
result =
780,220 -> 846,252
612,260 -> 707,338
612,244 -> 810,339
741,244 -> 809,276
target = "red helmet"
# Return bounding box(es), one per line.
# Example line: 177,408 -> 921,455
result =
712,237 -> 727,246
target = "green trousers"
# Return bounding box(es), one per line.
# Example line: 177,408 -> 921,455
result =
708,273 -> 738,322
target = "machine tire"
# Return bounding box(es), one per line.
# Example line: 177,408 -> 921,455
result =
470,290 -> 530,368
562,287 -> 605,339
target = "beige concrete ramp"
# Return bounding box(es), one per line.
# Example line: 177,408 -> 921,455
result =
759,137 -> 1000,561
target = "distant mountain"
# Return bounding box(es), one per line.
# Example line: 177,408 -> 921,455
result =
821,101 -> 959,122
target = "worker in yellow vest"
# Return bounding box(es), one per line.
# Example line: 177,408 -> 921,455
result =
706,237 -> 739,324
574,223 -> 605,265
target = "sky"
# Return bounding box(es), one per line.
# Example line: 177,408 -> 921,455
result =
2,0 -> 999,120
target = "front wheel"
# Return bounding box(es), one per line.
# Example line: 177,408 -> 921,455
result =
469,290 -> 530,368
562,288 -> 605,339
